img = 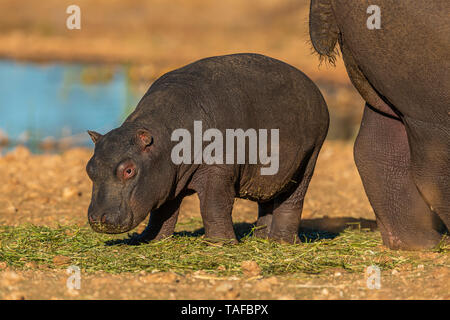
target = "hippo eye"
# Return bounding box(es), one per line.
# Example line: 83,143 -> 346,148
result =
117,161 -> 136,181
124,167 -> 134,179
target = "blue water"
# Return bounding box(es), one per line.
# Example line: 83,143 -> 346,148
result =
0,60 -> 142,152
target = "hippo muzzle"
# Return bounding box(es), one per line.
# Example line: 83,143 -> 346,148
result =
88,204 -> 135,234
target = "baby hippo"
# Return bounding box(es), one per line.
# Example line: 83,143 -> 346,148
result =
86,53 -> 329,243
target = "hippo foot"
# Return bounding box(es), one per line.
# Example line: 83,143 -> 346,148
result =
268,233 -> 301,245
125,229 -> 164,245
253,225 -> 270,239
202,236 -> 238,245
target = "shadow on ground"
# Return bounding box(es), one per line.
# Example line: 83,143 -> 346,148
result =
106,217 -> 377,246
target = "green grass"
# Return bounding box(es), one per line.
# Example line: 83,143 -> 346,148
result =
0,219 -> 448,276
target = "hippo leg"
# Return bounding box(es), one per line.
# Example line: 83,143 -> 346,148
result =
354,104 -> 445,250
268,148 -> 321,244
406,117 -> 450,233
255,201 -> 274,238
138,196 -> 183,242
196,169 -> 237,243
267,198 -> 303,244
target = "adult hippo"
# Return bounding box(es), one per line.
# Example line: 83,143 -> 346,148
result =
309,0 -> 449,250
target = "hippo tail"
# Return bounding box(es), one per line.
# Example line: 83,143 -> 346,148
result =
309,0 -> 340,66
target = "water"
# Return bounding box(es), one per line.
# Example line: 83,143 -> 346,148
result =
0,60 -> 143,153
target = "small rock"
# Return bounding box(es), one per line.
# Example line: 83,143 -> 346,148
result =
417,264 -> 424,270
334,272 -> 342,277
38,264 -> 50,270
6,205 -> 18,214
62,187 -> 78,199
24,262 -> 37,269
215,282 -> 233,293
224,290 -> 240,299
53,255 -> 71,266
321,288 -> 329,296
64,229 -> 75,237
142,272 -> 178,284
391,269 -> 399,275
241,260 -> 261,277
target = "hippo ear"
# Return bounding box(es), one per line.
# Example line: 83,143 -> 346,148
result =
87,130 -> 103,144
136,129 -> 153,152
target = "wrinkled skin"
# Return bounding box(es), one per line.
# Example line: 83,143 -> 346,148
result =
86,53 -> 329,243
310,0 -> 449,250
86,125 -> 177,234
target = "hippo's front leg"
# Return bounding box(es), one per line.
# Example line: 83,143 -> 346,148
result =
194,168 -> 237,243
139,196 -> 183,242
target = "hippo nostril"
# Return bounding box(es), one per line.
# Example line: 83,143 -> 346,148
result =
88,212 -> 106,226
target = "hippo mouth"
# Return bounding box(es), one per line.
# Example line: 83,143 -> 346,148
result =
88,197 -> 136,234
89,182 -> 143,234
88,209 -> 135,234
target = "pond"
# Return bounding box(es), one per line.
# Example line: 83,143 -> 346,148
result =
0,60 -> 143,153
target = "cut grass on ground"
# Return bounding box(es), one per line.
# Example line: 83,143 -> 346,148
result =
0,220 -> 448,276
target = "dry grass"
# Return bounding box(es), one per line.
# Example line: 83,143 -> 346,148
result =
1,222 -> 447,276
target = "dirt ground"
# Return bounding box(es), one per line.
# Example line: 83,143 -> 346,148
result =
1,266 -> 449,300
0,142 -> 448,300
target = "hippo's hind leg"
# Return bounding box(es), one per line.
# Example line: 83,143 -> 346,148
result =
354,104 -> 445,250
406,117 -> 450,234
267,147 -> 321,244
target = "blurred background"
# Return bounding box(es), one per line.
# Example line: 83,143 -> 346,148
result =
0,0 -> 364,153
